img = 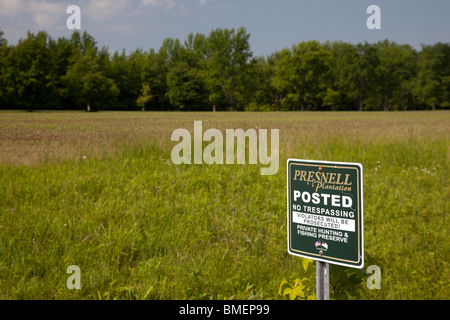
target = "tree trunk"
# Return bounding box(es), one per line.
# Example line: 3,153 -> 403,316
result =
383,95 -> 389,111
87,102 -> 91,112
432,102 -> 436,111
402,89 -> 408,111
359,96 -> 364,111
213,104 -> 216,112
142,103 -> 146,112
229,94 -> 234,112
275,94 -> 281,112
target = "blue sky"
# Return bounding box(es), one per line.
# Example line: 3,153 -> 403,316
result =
1,0 -> 449,56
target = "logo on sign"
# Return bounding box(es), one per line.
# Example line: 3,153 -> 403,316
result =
315,241 -> 328,252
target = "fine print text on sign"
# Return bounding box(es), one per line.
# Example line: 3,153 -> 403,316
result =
287,159 -> 364,269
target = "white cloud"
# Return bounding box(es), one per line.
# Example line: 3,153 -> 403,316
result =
0,0 -> 135,28
84,0 -> 130,22
0,0 -> 193,25
80,0 -> 183,23
28,1 -> 66,29
0,0 -> 22,13
0,0 -> 203,38
141,0 -> 177,10
0,0 -> 66,30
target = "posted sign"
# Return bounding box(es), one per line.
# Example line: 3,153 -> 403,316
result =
287,159 -> 364,269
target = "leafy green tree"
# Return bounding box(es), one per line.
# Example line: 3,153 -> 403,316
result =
353,42 -> 379,111
48,36 -> 81,110
167,61 -> 205,110
108,49 -> 147,110
321,41 -> 360,111
63,39 -> 119,112
136,83 -> 153,111
374,40 -> 417,111
165,33 -> 208,111
205,27 -> 252,111
0,29 -> 6,47
141,45 -> 171,111
0,30 -> 8,108
271,48 -> 295,110
263,54 -> 286,111
244,55 -> 278,111
7,31 -> 59,111
413,43 -> 450,110
273,41 -> 330,111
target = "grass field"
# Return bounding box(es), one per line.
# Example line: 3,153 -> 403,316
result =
0,111 -> 448,300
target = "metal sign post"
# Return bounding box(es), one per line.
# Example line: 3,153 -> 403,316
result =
316,261 -> 329,300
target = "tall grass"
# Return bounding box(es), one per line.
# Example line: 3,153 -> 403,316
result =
0,111 -> 448,299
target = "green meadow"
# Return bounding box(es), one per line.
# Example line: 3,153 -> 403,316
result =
0,111 -> 448,300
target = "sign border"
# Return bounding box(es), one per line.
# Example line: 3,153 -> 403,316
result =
287,158 -> 364,269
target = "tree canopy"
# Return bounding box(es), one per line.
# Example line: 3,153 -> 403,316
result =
0,28 -> 448,111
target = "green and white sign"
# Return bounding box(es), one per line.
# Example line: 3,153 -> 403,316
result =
287,159 -> 364,269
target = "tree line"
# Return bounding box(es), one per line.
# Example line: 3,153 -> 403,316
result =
0,28 -> 449,112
